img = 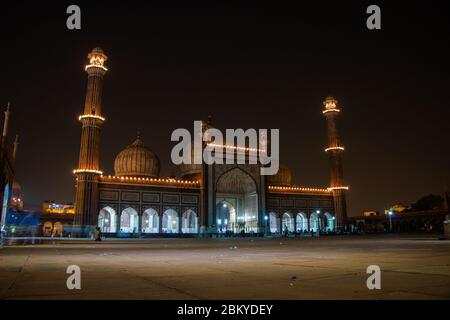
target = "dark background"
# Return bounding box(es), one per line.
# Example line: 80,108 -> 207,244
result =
1,1 -> 449,215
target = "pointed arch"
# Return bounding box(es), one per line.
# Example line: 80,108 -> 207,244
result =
142,208 -> 159,233
296,212 -> 308,232
324,212 -> 335,232
120,207 -> 138,233
282,212 -> 294,233
182,209 -> 198,233
310,212 -> 320,232
269,212 -> 280,234
162,208 -> 179,233
99,206 -> 117,233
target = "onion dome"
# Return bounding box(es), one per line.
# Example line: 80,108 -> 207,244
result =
114,136 -> 160,178
267,164 -> 292,186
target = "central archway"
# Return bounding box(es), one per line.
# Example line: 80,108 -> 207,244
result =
215,201 -> 236,232
216,167 -> 259,233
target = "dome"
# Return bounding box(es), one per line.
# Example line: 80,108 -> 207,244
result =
179,143 -> 202,180
267,164 -> 292,186
92,47 -> 104,54
114,136 -> 160,178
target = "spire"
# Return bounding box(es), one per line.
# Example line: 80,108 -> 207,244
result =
12,134 -> 19,161
2,102 -> 11,138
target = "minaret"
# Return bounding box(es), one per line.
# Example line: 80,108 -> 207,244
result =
12,134 -> 19,161
2,102 -> 11,147
323,96 -> 348,231
73,48 -> 108,229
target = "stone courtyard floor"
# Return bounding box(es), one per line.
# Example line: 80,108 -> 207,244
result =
0,234 -> 449,299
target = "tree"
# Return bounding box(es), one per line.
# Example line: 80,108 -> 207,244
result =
411,194 -> 444,212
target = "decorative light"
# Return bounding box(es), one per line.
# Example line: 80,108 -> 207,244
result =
99,175 -> 200,186
79,114 -> 106,121
322,108 -> 340,114
268,185 -> 331,193
323,97 -> 340,114
327,186 -> 350,191
324,146 -> 345,152
73,169 -> 103,175
85,56 -> 108,71
207,143 -> 260,153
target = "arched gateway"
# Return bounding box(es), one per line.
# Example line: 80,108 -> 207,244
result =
215,167 -> 259,233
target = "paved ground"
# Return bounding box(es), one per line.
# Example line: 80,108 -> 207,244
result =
0,234 -> 449,300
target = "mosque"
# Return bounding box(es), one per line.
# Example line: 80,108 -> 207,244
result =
73,48 -> 349,237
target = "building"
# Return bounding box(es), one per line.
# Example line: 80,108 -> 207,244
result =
72,48 -> 349,237
0,103 -> 19,237
10,181 -> 24,211
348,209 -> 448,234
42,201 -> 75,215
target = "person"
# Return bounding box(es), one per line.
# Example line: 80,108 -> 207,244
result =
95,227 -> 102,241
283,225 -> 289,237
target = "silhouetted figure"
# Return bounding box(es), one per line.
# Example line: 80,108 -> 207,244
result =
95,227 -> 102,241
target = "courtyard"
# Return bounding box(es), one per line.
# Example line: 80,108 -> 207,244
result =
0,234 -> 449,299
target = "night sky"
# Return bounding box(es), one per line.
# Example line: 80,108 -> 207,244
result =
1,1 -> 449,215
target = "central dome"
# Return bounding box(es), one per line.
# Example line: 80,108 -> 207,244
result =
114,136 -> 160,178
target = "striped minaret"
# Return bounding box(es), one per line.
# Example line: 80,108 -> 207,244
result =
323,97 -> 348,232
74,48 -> 108,229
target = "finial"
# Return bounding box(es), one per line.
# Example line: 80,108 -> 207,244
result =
137,128 -> 141,139
6,102 -> 10,112
207,115 -> 213,126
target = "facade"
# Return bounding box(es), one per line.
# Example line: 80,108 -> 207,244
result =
73,48 -> 349,237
